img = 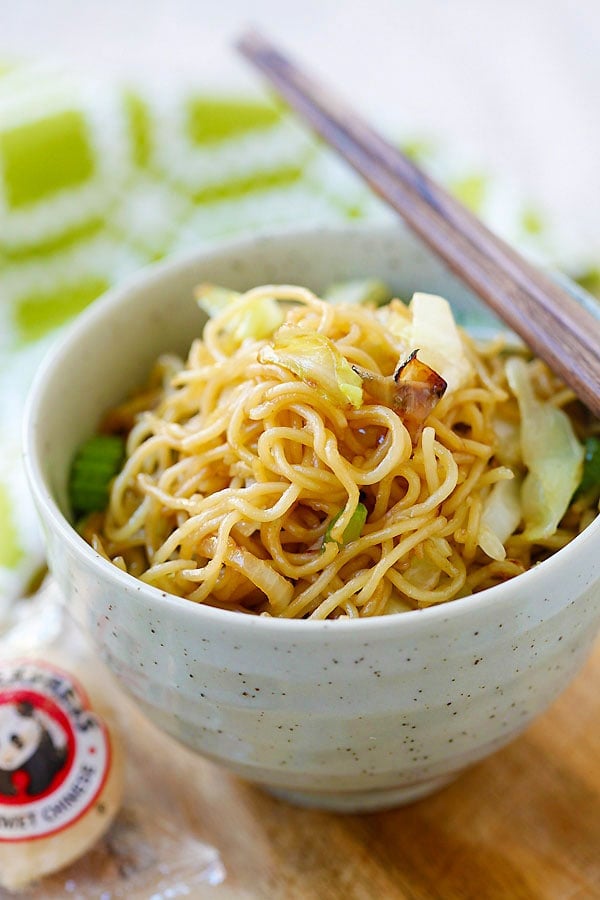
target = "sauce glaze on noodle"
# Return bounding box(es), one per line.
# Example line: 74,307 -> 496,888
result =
83,285 -> 597,619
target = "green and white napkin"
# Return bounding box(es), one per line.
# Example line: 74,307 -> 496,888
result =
0,60 -> 595,611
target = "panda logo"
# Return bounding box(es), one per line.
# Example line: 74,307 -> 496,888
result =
0,700 -> 69,799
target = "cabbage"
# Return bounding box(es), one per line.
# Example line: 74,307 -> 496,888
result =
374,292 -> 474,395
402,555 -> 442,590
478,475 -> 522,560
259,326 -> 363,408
383,596 -> 414,614
409,293 -> 474,394
506,357 -> 584,540
375,298 -> 411,346
195,283 -> 284,343
195,283 -> 241,316
491,416 -> 522,468
324,278 -> 392,308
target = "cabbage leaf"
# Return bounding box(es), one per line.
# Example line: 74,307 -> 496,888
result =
324,278 -> 392,308
478,475 -> 522,560
506,357 -> 583,540
195,283 -> 284,343
259,326 -> 363,408
409,292 -> 474,394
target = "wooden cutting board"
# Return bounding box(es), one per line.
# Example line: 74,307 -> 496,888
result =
5,638 -> 599,900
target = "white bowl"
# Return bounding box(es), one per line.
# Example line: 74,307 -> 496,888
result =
24,225 -> 600,812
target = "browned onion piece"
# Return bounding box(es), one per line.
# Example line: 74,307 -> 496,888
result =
353,350 -> 447,442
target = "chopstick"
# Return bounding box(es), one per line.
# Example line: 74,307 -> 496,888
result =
236,30 -> 600,418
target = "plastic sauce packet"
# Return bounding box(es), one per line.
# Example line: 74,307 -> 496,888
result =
0,583 -> 225,896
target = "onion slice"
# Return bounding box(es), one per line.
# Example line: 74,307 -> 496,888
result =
353,350 -> 447,442
200,535 -> 294,606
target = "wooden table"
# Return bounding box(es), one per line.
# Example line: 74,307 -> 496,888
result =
7,638 -> 599,900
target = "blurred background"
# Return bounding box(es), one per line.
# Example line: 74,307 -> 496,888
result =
0,0 -> 599,606
2,0 -> 599,263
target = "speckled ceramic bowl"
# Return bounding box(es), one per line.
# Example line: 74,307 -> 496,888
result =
24,225 -> 600,812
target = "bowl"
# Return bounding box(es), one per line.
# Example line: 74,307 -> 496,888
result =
24,224 -> 600,812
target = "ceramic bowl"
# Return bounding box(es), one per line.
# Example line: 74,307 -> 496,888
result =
24,225 -> 600,812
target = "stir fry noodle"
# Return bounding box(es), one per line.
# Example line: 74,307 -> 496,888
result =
77,283 -> 599,619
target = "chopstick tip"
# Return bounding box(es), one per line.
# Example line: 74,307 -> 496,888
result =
235,27 -> 268,58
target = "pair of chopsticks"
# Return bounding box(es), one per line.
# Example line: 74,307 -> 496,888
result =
236,31 -> 600,418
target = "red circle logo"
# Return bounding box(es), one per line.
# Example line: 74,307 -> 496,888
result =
0,660 -> 111,842
0,689 -> 75,805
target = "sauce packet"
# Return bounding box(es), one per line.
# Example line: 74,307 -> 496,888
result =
0,582 -> 224,895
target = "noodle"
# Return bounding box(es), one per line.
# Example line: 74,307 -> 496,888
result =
81,284 -> 599,618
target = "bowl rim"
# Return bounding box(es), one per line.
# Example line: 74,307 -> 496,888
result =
23,223 -> 600,637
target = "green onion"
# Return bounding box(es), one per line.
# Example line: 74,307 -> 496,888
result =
69,435 -> 125,516
577,436 -> 600,496
323,502 -> 368,548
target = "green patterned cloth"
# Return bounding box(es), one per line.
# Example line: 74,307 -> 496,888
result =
0,61 -> 593,611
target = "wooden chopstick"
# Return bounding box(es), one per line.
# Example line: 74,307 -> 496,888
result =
236,30 -> 600,418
